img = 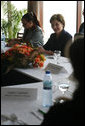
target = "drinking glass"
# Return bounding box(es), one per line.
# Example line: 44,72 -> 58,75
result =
58,79 -> 70,93
59,83 -> 69,94
53,50 -> 61,64
58,81 -> 70,103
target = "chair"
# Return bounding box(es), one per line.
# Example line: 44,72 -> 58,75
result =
17,32 -> 23,39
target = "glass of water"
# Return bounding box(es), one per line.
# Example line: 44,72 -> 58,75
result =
54,50 -> 61,64
59,84 -> 69,94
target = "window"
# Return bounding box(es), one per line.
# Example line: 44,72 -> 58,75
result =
11,1 -> 27,33
1,1 -> 27,38
43,1 -> 77,43
81,1 -> 84,23
11,1 -> 27,10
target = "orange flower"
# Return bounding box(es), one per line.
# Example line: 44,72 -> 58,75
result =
13,44 -> 20,48
1,43 -> 46,68
25,52 -> 30,56
35,57 -> 40,63
39,61 -> 44,67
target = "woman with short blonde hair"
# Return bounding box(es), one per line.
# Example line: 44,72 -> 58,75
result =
38,14 -> 72,56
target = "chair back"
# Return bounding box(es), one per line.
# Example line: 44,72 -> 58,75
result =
17,32 -> 23,39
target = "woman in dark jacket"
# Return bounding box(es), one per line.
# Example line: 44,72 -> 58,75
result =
41,37 -> 84,125
38,14 -> 72,56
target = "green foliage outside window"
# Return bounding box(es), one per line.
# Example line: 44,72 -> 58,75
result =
1,1 -> 27,39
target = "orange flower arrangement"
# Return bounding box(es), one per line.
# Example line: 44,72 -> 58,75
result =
1,43 -> 46,74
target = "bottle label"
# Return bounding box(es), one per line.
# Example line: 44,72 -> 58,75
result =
43,89 -> 53,107
43,81 -> 52,90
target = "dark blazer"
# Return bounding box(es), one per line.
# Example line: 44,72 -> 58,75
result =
43,30 -> 72,56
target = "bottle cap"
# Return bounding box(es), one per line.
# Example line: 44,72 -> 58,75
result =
45,70 -> 51,74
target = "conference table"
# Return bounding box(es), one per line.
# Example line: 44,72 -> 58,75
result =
1,47 -> 78,125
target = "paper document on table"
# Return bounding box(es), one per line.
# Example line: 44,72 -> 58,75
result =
44,63 -> 68,74
1,87 -> 38,100
1,114 -> 28,125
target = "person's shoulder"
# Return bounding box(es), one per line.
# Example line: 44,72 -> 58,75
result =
79,22 -> 84,30
80,22 -> 84,27
62,30 -> 72,39
79,22 -> 84,33
50,33 -> 56,38
64,30 -> 72,37
35,26 -> 43,32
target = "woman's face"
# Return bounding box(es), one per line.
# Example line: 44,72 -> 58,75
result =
22,18 -> 34,29
51,20 -> 64,35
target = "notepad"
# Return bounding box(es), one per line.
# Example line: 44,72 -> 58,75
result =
1,87 -> 38,100
44,63 -> 68,74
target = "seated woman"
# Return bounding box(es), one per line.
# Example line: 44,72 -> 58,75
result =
41,37 -> 84,125
7,12 -> 44,47
38,14 -> 72,56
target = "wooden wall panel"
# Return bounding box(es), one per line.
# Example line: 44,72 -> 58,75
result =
76,1 -> 82,32
28,1 -> 43,29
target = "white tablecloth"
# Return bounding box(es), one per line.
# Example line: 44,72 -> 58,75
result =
1,79 -> 77,125
1,49 -> 78,125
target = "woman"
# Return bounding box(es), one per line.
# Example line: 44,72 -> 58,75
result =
38,14 -> 72,56
41,37 -> 84,125
7,12 -> 44,47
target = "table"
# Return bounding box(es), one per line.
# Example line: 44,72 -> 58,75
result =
14,56 -> 73,82
1,79 -> 77,125
3,47 -> 73,81
1,48 -> 78,125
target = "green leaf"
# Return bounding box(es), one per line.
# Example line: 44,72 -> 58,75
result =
1,1 -> 27,39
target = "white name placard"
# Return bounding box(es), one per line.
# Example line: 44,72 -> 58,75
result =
44,63 -> 68,74
1,87 -> 38,100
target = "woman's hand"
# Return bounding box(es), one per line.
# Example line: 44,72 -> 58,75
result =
38,46 -> 46,53
45,50 -> 54,55
7,38 -> 22,47
7,39 -> 15,47
38,46 -> 54,55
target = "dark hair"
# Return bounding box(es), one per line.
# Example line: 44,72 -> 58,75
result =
69,37 -> 84,83
50,14 -> 65,28
22,12 -> 40,27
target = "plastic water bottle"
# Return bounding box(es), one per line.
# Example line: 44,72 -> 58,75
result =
1,32 -> 6,53
43,70 -> 53,107
1,32 -> 6,41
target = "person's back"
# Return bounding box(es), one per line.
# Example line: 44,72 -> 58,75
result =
79,10 -> 84,34
41,89 -> 84,125
41,37 -> 84,125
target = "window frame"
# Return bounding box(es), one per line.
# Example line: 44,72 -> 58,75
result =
28,1 -> 83,33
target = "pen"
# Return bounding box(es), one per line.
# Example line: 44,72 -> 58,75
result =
31,111 -> 42,121
38,109 -> 45,115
